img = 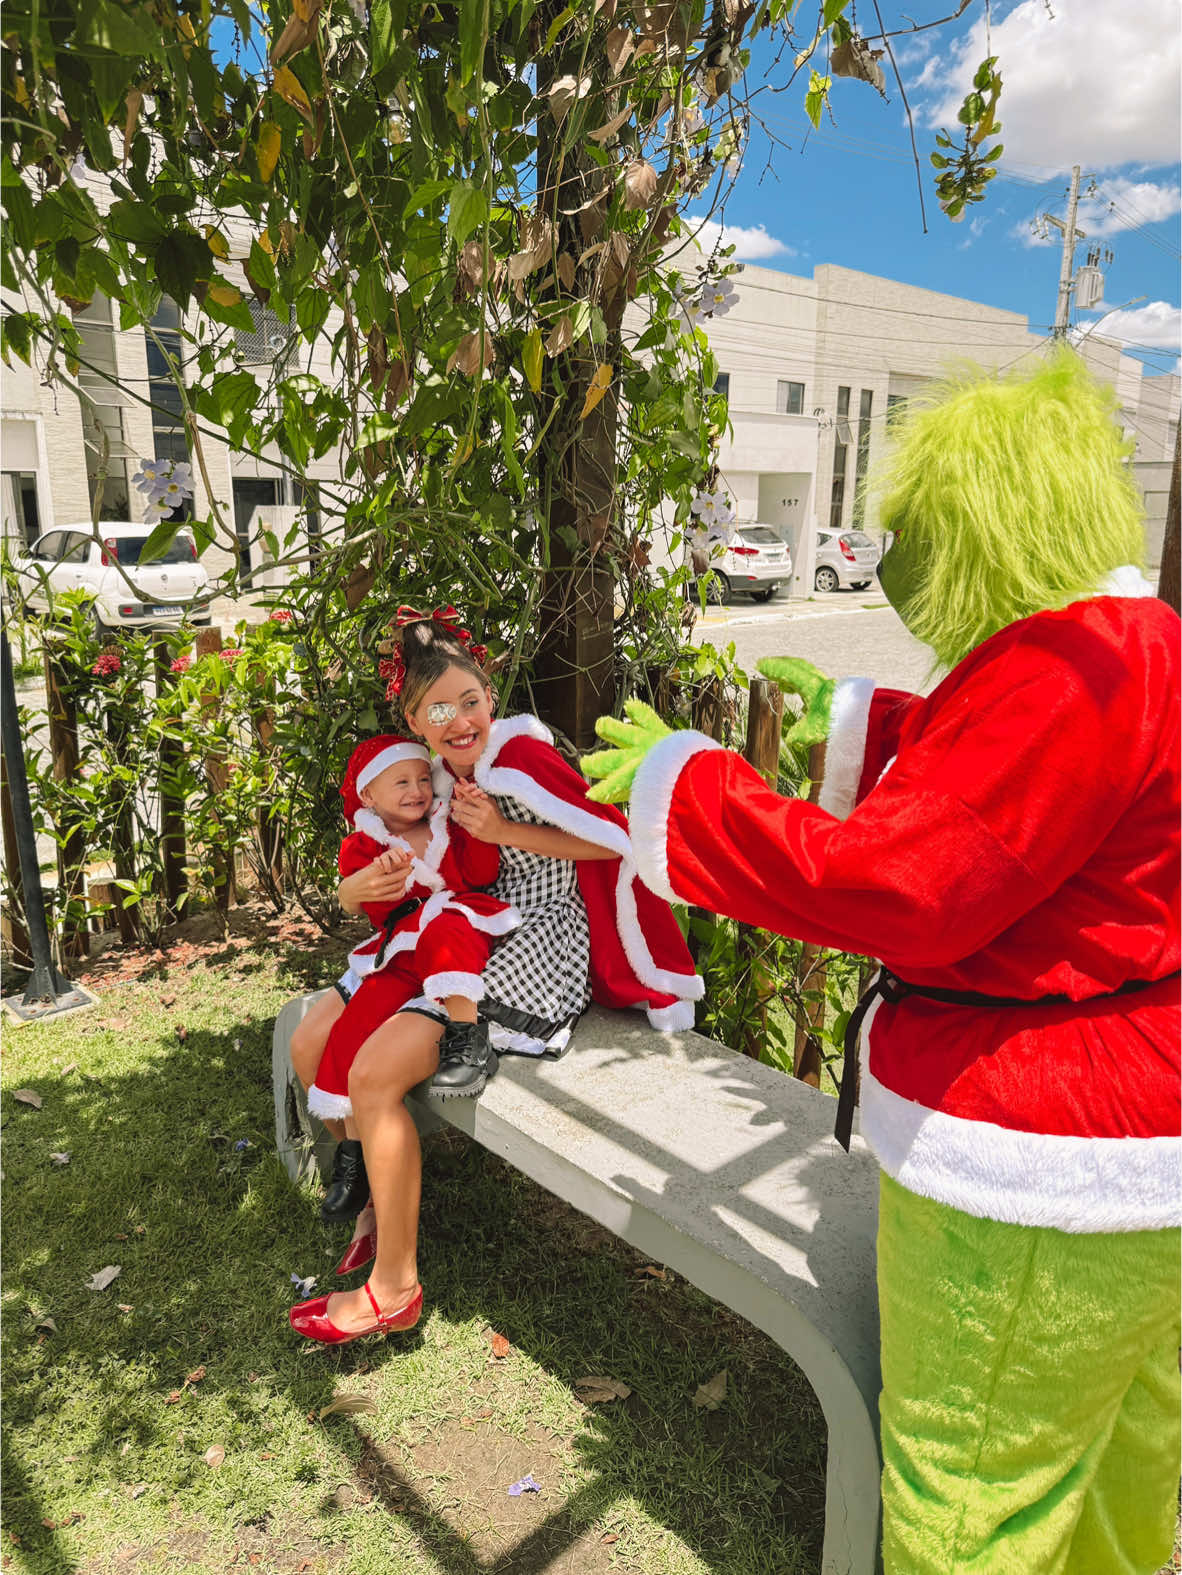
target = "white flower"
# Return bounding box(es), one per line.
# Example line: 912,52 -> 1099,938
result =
699,279 -> 738,319
690,489 -> 736,534
681,103 -> 704,135
724,155 -> 742,179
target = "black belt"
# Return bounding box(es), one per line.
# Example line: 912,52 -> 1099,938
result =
833,966 -> 1180,1153
375,896 -> 422,961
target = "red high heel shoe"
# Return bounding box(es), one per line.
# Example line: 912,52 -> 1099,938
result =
289,1281 -> 423,1345
335,1229 -> 377,1277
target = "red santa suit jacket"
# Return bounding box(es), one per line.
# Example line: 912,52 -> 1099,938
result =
342,784 -> 519,980
627,589 -> 1180,1234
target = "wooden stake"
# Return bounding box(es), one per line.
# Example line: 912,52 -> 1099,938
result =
154,638 -> 187,920
43,644 -> 88,958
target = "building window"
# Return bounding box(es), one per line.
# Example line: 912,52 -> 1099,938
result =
1,472 -> 41,546
236,299 -> 295,366
713,372 -> 730,398
886,393 -> 908,426
829,386 -> 850,529
777,379 -> 804,415
73,295 -> 132,519
852,388 -> 873,528
145,298 -> 192,520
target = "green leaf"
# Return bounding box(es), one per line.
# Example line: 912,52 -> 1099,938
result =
823,0 -> 849,25
522,327 -> 543,394
458,0 -> 486,84
805,71 -> 831,130
195,370 -> 260,447
136,516 -> 182,565
446,180 -> 487,248
568,301 -> 592,344
1,312 -> 33,365
107,198 -> 167,247
153,232 -> 212,310
404,178 -> 452,219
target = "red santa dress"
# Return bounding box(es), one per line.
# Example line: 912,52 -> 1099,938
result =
307,775 -> 520,1121
408,715 -> 703,1057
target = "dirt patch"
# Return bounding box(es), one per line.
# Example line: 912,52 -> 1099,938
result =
351,1427 -> 626,1575
73,1522 -> 346,1575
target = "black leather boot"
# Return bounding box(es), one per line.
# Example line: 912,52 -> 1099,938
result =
431,1021 -> 498,1098
320,1139 -> 369,1224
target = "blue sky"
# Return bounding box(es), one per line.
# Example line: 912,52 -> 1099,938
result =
692,0 -> 1181,378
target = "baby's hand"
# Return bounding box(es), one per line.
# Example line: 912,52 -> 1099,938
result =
376,847 -> 412,875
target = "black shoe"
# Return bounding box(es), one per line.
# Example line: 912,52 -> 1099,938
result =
320,1139 -> 369,1224
431,1021 -> 498,1098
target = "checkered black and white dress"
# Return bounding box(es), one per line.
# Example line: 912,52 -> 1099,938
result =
477,792 -> 592,1055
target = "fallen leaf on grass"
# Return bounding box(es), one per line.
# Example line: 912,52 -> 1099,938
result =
601,1532 -> 619,1544
635,1264 -> 666,1279
692,1370 -> 727,1410
129,1485 -> 148,1499
165,1391 -> 183,1405
575,1376 -> 631,1404
12,1089 -> 42,1109
160,994 -> 177,1007
49,1152 -> 70,1166
202,1445 -> 225,1468
319,1393 -> 379,1419
61,1062 -> 78,1076
85,1266 -> 121,1292
117,1304 -> 134,1314
34,1316 -> 57,1334
185,1366 -> 206,1385
175,1026 -> 188,1042
489,1331 -> 510,1359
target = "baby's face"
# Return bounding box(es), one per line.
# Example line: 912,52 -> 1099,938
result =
360,760 -> 434,830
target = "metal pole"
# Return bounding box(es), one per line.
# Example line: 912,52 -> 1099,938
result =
1,624 -> 96,1020
1054,165 -> 1082,336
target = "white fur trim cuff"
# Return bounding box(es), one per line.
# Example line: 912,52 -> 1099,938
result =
646,999 -> 696,1032
860,1062 -> 1182,1234
816,676 -> 876,820
424,971 -> 485,1003
629,729 -> 723,903
307,1084 -> 354,1120
356,741 -> 431,793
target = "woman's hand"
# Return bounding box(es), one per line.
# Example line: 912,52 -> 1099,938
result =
338,850 -> 413,912
450,778 -> 510,844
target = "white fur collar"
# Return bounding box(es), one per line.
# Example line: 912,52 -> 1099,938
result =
1095,565 -> 1155,599
351,797 -> 450,892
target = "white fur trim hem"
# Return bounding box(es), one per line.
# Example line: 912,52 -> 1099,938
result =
646,999 -> 696,1032
816,676 -> 876,820
860,1057 -> 1182,1234
629,729 -> 723,903
488,1020 -> 574,1058
424,971 -> 485,1002
307,1084 -> 353,1120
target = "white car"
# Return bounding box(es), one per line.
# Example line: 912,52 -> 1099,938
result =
690,523 -> 792,603
813,529 -> 880,592
13,522 -> 212,631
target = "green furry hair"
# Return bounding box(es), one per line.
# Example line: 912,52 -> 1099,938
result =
875,348 -> 1146,669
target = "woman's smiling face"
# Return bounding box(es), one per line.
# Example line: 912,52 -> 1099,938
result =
407,664 -> 494,774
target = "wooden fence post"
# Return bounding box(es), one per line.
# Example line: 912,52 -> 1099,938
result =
195,626 -> 236,910
737,677 -> 784,1059
1,750 -> 32,968
43,643 -> 89,958
154,638 -> 187,921
792,739 -> 828,1088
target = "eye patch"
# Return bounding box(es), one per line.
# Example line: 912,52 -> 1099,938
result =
426,702 -> 458,725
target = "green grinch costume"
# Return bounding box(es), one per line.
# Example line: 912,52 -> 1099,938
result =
585,352 -> 1181,1573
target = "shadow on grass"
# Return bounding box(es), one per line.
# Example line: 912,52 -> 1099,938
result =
1,933 -> 826,1574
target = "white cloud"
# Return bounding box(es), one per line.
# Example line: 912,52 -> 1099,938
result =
1076,299 -> 1181,351
684,217 -> 795,261
1076,176 -> 1182,237
916,0 -> 1181,173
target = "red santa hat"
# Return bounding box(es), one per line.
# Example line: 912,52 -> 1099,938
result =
340,734 -> 431,824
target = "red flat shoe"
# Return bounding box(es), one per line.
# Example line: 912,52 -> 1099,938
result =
289,1281 -> 423,1345
335,1229 -> 377,1277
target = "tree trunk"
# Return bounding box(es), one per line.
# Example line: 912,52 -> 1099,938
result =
1156,424 -> 1180,614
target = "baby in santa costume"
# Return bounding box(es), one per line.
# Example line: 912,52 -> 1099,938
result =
585,351 -> 1180,1573
305,734 -> 520,1211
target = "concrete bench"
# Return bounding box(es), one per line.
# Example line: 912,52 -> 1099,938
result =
273,994 -> 882,1575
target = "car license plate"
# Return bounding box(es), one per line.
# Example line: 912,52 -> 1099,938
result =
151,605 -> 172,615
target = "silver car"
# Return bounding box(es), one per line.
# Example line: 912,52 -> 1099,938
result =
13,522 -> 212,631
690,523 -> 792,603
813,529 -> 880,592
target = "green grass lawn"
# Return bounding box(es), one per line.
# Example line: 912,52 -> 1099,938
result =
2,909 -> 827,1575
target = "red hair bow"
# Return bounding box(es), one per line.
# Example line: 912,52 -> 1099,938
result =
395,605 -> 464,634
379,652 -> 406,699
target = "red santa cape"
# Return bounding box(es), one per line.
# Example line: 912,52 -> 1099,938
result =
626,587 -> 1180,1232
467,715 -> 703,1030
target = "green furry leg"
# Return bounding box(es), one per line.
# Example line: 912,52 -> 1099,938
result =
877,1173 -> 1180,1574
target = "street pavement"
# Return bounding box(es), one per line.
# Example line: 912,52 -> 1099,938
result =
692,586 -> 937,695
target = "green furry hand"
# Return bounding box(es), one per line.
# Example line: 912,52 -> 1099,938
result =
756,657 -> 836,752
582,699 -> 672,804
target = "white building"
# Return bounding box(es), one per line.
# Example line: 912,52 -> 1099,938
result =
690,261 -> 1179,593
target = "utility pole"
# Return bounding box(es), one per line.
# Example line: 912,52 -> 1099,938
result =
1038,165 -> 1089,335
